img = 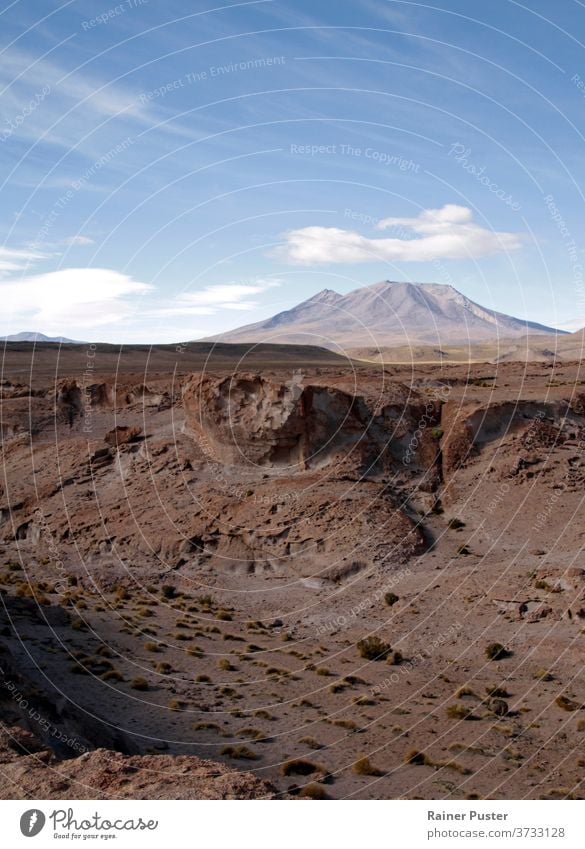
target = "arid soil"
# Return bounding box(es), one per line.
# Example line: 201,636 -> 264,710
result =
1,343 -> 585,800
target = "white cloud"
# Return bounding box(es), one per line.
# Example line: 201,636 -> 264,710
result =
148,280 -> 281,317
0,268 -> 152,333
0,246 -> 47,274
0,48 -> 144,120
279,204 -> 523,264
63,236 -> 95,246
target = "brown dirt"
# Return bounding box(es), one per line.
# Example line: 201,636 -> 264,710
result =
1,346 -> 585,800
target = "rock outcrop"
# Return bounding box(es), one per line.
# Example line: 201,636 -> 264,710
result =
182,373 -> 441,475
0,728 -> 274,799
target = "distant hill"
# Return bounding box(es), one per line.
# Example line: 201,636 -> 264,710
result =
0,331 -> 80,343
207,280 -> 562,350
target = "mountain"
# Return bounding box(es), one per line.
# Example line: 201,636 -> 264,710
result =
207,281 -> 562,349
0,331 -> 80,343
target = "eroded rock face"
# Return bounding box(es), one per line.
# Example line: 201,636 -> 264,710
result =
182,373 -> 441,474
104,425 -> 142,447
440,401 -> 573,480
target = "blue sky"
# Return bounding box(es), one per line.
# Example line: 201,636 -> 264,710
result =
2,0 -> 585,342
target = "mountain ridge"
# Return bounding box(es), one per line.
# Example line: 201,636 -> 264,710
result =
0,331 -> 80,343
205,280 -> 563,349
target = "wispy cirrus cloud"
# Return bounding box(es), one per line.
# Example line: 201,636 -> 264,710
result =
279,204 -> 523,265
62,235 -> 95,246
0,246 -> 47,275
148,279 -> 282,317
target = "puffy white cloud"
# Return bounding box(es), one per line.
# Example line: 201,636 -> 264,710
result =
1,268 -> 152,333
279,204 -> 523,264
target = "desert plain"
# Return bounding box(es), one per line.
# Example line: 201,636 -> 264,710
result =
1,341 -> 585,800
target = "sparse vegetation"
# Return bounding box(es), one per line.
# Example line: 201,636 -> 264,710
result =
238,727 -> 265,740
254,709 -> 276,721
215,609 -> 232,621
486,685 -> 510,698
352,756 -> 383,776
455,685 -> 478,699
446,703 -> 474,720
102,669 -> 124,682
281,758 -> 323,777
485,642 -> 510,661
131,677 -> 149,691
357,636 -> 392,661
384,591 -> 399,607
533,668 -> 554,681
298,783 -> 329,799
221,745 -> 259,760
404,749 -> 430,766
556,694 -> 582,712
300,737 -> 323,750
449,517 -> 466,529
332,719 -> 357,730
